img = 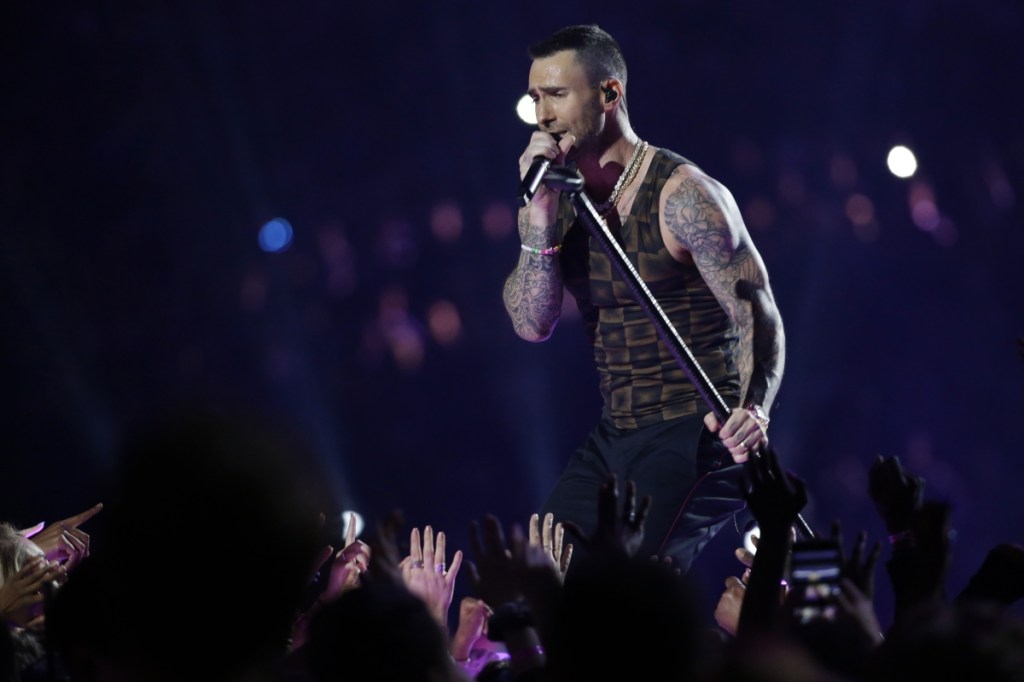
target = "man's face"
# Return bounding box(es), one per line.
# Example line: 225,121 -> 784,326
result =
528,50 -> 605,157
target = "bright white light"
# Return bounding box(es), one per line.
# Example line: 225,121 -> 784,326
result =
340,510 -> 365,538
887,145 -> 918,178
743,524 -> 760,555
516,94 -> 536,125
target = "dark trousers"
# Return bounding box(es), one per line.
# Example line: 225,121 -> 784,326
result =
539,413 -> 747,574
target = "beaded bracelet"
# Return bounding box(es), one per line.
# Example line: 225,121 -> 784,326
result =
521,243 -> 561,256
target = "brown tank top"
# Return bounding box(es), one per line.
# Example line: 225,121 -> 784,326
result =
556,147 -> 740,429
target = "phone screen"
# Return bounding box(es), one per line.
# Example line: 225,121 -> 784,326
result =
788,539 -> 842,624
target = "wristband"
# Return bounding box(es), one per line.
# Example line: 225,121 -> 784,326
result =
521,243 -> 561,256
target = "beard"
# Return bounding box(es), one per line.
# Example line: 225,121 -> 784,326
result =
564,98 -> 607,162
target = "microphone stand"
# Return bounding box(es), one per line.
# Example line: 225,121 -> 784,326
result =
539,166 -> 815,540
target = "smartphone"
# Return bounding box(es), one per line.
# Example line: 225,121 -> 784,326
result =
787,538 -> 843,625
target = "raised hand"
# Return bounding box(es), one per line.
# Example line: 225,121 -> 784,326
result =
867,455 -> 924,535
743,447 -> 807,535
449,596 -> 494,662
21,502 -> 103,566
528,512 -> 573,581
400,526 -> 463,630
834,578 -> 884,648
0,557 -> 64,628
467,513 -> 559,657
322,512 -> 372,602
736,447 -> 806,638
831,520 -> 882,600
468,514 -> 524,610
365,508 -> 407,584
562,475 -> 651,558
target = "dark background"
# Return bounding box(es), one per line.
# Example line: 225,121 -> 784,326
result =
3,1 -> 1023,627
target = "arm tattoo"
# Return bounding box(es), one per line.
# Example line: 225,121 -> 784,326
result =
502,212 -> 563,341
664,174 -> 784,408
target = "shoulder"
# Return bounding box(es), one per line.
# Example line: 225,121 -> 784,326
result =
659,163 -> 745,253
660,163 -> 739,214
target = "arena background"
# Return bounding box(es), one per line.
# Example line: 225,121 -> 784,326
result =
4,0 -> 1023,625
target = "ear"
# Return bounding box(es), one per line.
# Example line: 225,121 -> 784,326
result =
600,79 -> 623,109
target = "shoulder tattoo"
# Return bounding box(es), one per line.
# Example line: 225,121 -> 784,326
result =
663,175 -> 750,273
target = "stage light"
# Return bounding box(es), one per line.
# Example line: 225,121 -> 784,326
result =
428,299 -> 462,346
516,94 -> 537,125
259,217 -> 293,252
482,201 -> 515,240
886,145 -> 917,178
743,523 -> 760,555
845,193 -> 875,226
431,201 -> 463,242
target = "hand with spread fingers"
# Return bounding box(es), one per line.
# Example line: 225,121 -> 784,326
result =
562,475 -> 651,558
831,521 -> 882,601
468,514 -> 527,611
528,512 -> 573,582
400,526 -> 463,631
364,508 -> 408,585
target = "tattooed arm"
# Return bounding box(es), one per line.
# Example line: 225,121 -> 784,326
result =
659,165 -> 785,457
502,207 -> 565,341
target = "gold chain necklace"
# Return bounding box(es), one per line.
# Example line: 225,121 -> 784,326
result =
594,139 -> 648,214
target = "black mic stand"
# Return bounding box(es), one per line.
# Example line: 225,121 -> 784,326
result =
538,165 -> 815,540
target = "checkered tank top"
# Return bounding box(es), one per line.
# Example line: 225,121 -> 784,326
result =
556,147 -> 741,429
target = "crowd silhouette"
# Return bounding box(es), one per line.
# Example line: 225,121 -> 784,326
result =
3,400 -> 1024,682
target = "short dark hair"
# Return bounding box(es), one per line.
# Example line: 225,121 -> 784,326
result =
528,24 -> 628,89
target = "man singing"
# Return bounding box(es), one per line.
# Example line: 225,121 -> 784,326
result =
503,24 -> 786,573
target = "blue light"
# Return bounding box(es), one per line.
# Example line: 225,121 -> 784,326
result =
259,218 -> 293,253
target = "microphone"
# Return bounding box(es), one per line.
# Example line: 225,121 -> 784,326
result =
517,155 -> 552,208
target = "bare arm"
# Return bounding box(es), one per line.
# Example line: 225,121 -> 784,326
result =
502,207 -> 565,342
503,132 -> 577,342
660,166 -> 785,412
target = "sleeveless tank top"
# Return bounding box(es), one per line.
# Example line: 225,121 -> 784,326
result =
556,148 -> 741,429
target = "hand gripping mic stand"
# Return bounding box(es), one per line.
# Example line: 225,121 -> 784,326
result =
535,165 -> 815,540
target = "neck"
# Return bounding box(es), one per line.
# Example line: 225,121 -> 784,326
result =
575,121 -> 640,198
